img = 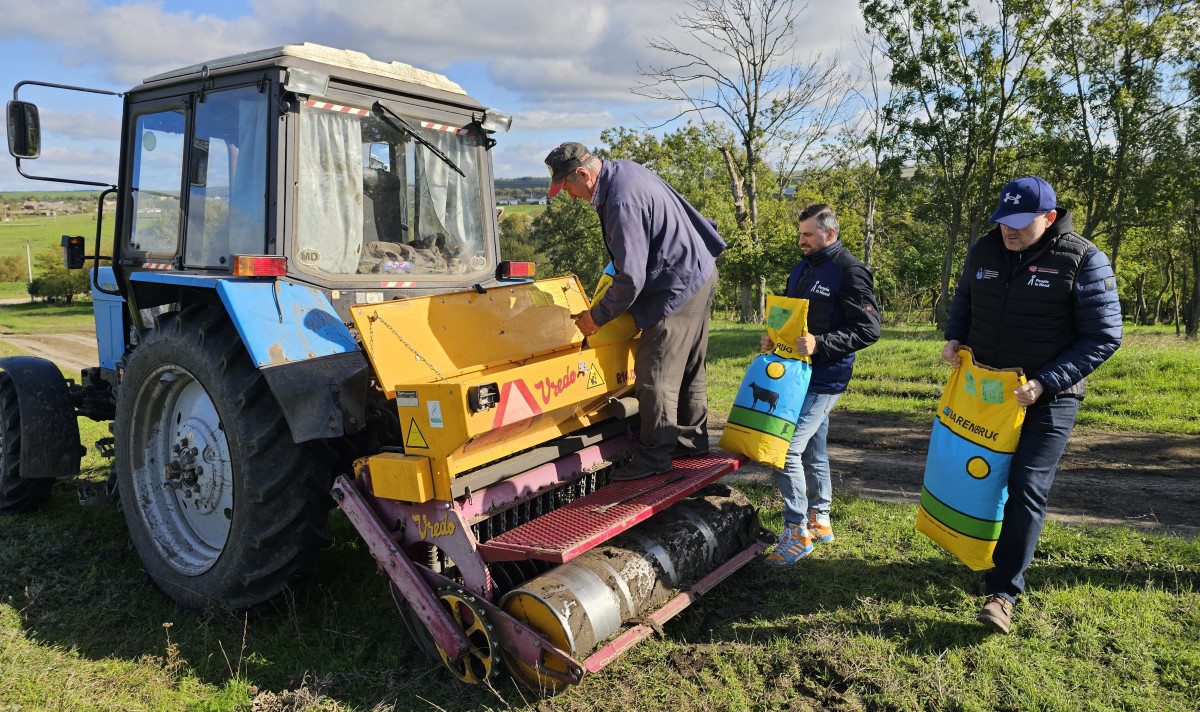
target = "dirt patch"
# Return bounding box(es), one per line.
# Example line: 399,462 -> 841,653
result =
0,331 -> 99,377
717,411 -> 1200,537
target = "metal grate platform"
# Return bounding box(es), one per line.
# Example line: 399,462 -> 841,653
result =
475,453 -> 746,564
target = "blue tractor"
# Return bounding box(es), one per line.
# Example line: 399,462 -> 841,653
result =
3,44 -> 523,609
4,44 -> 763,691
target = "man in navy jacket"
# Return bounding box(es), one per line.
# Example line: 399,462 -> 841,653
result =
760,204 -> 881,565
943,176 -> 1122,634
546,142 -> 726,480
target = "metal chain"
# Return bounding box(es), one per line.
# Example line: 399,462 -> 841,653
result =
370,310 -> 446,381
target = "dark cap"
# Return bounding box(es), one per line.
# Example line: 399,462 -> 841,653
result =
989,175 -> 1057,229
545,142 -> 592,197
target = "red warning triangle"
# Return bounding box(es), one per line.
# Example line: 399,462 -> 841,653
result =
492,379 -> 543,429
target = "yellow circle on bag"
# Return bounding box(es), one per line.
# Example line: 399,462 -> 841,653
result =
966,456 -> 991,479
766,361 -> 786,379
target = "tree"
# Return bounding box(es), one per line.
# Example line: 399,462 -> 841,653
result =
861,0 -> 1052,327
636,0 -> 844,321
526,195 -> 608,291
833,30 -> 911,269
28,252 -> 89,304
1034,0 -> 1199,274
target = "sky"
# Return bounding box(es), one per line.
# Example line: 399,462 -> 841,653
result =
0,0 -> 865,192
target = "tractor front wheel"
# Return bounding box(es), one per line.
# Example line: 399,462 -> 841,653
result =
114,306 -> 333,610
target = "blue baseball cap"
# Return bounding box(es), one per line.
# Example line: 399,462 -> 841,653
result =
989,176 -> 1056,229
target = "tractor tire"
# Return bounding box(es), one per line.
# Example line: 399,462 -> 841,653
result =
114,305 -> 334,611
0,372 -> 53,514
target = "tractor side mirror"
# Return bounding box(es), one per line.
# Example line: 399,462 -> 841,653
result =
7,100 -> 41,159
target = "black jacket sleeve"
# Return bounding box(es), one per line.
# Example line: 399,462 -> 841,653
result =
814,263 -> 882,360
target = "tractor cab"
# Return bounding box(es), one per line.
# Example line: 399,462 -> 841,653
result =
9,43 -> 516,327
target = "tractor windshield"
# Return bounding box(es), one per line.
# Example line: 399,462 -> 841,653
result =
293,100 -> 490,280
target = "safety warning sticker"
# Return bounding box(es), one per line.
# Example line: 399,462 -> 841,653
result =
406,420 -> 428,449
586,364 -> 606,389
427,401 -> 443,428
492,380 -> 543,429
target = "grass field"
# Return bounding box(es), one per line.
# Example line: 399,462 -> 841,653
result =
500,204 -> 546,218
709,321 -> 1200,435
0,302 -> 95,332
0,212 -> 116,260
0,314 -> 1197,711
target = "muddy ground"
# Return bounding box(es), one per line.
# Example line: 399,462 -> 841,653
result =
6,332 -> 1198,537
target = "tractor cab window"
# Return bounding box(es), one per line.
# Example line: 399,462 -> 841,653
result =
129,110 -> 186,254
294,100 -> 490,279
184,86 -> 269,268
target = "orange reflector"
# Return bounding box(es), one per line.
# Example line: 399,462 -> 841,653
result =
232,255 -> 287,276
499,261 -> 536,279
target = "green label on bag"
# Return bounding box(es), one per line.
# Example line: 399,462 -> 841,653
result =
981,378 -> 1005,404
767,306 -> 793,330
964,370 -> 977,397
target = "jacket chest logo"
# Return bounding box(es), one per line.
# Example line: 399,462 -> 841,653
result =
975,268 -> 999,280
808,280 -> 832,298
1026,264 -> 1059,288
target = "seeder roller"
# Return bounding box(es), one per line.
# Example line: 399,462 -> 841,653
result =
336,276 -> 767,693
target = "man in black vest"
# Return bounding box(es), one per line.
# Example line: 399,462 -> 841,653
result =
943,176 -> 1122,634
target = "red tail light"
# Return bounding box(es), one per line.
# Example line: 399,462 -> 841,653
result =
232,255 -> 287,276
498,261 -> 536,279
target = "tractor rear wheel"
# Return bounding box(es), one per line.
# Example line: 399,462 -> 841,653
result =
114,306 -> 333,610
0,372 -> 53,513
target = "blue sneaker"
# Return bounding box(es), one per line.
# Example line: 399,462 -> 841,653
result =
765,524 -> 814,565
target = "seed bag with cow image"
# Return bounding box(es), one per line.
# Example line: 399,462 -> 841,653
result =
917,346 -> 1026,570
718,295 -> 812,467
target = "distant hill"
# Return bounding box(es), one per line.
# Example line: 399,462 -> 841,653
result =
495,177 -> 549,191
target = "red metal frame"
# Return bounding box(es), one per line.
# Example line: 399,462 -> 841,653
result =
477,453 -> 746,563
332,475 -> 470,659
335,444 -> 759,690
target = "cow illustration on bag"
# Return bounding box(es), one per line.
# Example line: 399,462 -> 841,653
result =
748,382 -> 780,414
718,295 -> 813,468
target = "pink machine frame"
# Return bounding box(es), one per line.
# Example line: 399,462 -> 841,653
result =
332,434 -> 767,686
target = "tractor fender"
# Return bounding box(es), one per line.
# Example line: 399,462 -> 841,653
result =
126,273 -> 369,444
0,356 -> 83,479
215,279 -> 368,443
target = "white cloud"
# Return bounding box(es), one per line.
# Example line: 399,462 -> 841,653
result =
515,109 -> 619,132
39,109 -> 122,142
1,0 -> 866,182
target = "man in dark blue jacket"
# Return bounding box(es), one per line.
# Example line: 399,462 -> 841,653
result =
760,204 -> 881,565
546,142 -> 726,480
943,175 -> 1122,634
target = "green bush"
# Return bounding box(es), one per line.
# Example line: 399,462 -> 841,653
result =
0,256 -> 24,282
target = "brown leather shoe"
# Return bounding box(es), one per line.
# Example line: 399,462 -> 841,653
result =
977,594 -> 1013,634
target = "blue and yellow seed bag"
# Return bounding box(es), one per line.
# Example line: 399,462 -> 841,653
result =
718,296 -> 812,467
917,347 -> 1026,570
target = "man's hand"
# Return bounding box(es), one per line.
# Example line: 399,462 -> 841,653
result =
760,334 -> 774,353
793,333 -> 817,357
572,310 -> 600,337
941,339 -> 962,368
1013,379 -> 1044,407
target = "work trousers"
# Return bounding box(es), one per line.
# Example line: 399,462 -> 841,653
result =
630,270 -> 719,473
985,395 -> 1080,603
